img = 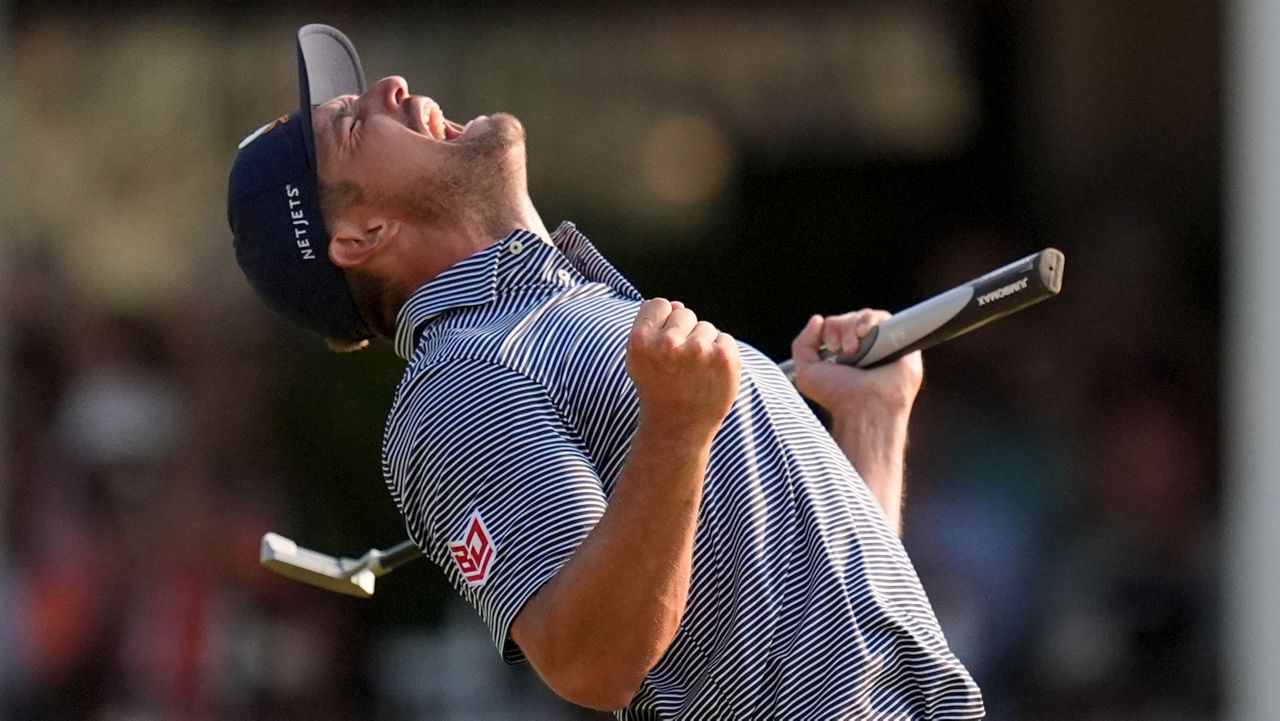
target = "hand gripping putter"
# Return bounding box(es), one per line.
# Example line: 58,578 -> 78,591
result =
262,248 -> 1064,597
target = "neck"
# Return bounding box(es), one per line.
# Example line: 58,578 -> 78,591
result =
466,190 -> 549,245
509,194 -> 551,243
359,196 -> 548,340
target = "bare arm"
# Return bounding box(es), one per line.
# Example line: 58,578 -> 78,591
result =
511,299 -> 741,711
790,310 -> 924,535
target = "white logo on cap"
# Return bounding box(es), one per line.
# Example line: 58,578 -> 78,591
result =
238,115 -> 291,149
285,184 -> 316,261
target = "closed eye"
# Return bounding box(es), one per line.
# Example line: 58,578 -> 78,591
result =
328,97 -> 359,145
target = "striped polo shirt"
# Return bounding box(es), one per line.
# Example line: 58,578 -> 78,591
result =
382,222 -> 984,719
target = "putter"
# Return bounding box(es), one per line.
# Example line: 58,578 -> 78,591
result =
260,532 -> 422,598
262,247 -> 1065,596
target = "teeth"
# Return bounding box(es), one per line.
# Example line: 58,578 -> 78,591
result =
429,105 -> 445,140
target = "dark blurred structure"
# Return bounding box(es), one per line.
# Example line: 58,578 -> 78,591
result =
1,2 -> 1220,719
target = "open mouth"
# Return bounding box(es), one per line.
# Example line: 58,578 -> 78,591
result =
410,96 -> 469,142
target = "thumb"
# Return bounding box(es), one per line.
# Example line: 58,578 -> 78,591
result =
791,315 -> 824,364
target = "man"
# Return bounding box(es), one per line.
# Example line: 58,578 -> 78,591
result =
228,24 -> 983,719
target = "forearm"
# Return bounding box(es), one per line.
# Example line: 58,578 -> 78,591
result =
512,415 -> 713,709
830,406 -> 910,535
790,312 -> 921,535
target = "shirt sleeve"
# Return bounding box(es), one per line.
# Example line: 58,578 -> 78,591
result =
383,358 -> 609,663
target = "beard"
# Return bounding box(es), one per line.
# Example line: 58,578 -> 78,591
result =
393,113 -> 528,239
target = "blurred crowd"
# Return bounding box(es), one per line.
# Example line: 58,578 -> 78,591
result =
1,247 -> 368,720
897,221 -> 1219,721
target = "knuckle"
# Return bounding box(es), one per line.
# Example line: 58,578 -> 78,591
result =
689,339 -> 713,359
646,297 -> 671,315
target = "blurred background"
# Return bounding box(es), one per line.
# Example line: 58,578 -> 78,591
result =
0,0 -> 1251,719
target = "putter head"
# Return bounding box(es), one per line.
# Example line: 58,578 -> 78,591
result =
260,533 -> 377,598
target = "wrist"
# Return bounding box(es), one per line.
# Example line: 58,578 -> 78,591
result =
831,406 -> 909,477
635,406 -> 724,447
826,387 -> 915,421
830,401 -> 910,443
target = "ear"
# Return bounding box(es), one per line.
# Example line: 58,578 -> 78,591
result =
328,213 -> 402,270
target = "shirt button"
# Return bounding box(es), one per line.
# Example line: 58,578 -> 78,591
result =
509,239 -> 525,255
556,269 -> 573,284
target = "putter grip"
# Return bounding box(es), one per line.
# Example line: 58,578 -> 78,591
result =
778,248 -> 1063,380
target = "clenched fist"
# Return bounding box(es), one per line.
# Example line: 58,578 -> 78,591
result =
626,299 -> 742,434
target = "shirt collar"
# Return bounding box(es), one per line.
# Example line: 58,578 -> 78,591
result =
392,232 -> 510,360
392,222 -> 640,360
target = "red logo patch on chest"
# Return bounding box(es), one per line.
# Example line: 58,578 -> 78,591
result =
449,510 -> 496,588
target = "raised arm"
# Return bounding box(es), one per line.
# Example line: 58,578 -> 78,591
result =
789,310 -> 924,535
511,298 -> 741,711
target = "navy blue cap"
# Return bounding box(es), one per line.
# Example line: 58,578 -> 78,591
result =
227,24 -> 371,342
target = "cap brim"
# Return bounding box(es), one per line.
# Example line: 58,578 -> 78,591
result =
296,24 -> 367,168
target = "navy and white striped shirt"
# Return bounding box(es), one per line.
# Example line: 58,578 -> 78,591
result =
382,222 -> 984,719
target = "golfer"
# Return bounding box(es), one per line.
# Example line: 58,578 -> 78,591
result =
228,24 -> 984,719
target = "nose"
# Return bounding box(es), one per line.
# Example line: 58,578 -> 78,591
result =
370,76 -> 409,111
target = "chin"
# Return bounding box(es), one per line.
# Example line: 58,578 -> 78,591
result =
455,114 -> 531,234
487,112 -> 526,141
479,112 -> 529,181
480,113 -> 528,165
